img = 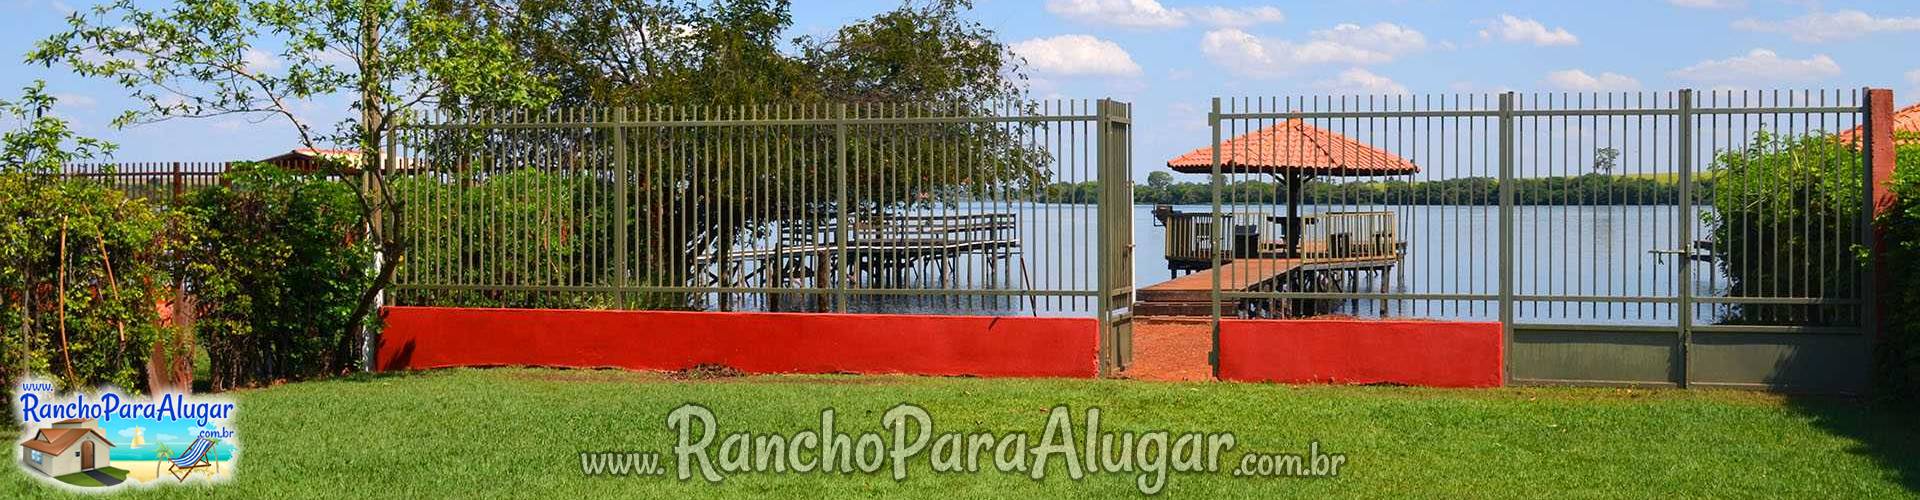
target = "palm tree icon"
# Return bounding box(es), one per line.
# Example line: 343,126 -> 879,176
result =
154,444 -> 173,478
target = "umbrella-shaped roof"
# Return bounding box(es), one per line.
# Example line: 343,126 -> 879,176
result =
1167,119 -> 1419,176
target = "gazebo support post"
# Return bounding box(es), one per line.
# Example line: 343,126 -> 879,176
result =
1283,172 -> 1305,258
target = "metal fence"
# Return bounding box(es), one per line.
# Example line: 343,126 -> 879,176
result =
384,101 -> 1133,335
1194,89 -> 1878,390
58,162 -> 228,200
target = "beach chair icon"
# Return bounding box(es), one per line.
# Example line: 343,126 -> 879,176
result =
167,437 -> 220,481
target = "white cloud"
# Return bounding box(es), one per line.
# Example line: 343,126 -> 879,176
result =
1669,49 -> 1841,84
1669,0 -> 1744,8
1044,0 -> 1285,29
1045,0 -> 1188,28
1009,35 -> 1143,77
1733,10 -> 1920,42
51,93 -> 97,109
1201,23 -> 1426,78
1184,6 -> 1286,28
1478,14 -> 1579,46
1312,23 -> 1428,54
242,48 -> 282,72
1315,68 -> 1408,95
1543,69 -> 1643,91
1907,69 -> 1920,94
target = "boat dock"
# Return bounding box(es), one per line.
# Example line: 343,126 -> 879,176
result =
1139,206 -> 1407,318
1134,255 -> 1404,317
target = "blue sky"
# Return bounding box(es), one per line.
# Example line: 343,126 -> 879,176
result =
3,0 -> 1916,176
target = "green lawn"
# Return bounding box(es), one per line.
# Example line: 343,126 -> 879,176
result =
51,467 -> 127,487
5,368 -> 1917,498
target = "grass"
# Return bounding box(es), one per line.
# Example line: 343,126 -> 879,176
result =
52,467 -> 126,487
5,368 -> 1917,498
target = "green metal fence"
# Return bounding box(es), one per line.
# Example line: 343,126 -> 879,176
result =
1194,89 -> 1877,390
384,100 -> 1135,371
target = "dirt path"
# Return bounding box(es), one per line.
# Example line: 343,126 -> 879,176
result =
1120,318 -> 1214,381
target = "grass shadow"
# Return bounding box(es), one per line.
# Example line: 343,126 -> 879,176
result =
1786,395 -> 1920,494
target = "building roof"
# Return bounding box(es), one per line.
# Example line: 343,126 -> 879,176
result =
1836,102 -> 1920,145
1167,119 -> 1419,176
261,148 -> 362,165
20,426 -> 114,455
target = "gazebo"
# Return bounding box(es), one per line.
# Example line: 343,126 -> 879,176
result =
1166,119 -> 1420,258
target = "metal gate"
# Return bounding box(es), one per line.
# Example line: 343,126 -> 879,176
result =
383,99 -> 1136,376
1202,89 -> 1878,390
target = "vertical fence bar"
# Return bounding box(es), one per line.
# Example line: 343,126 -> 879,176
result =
1677,89 -> 1695,388
614,107 -> 631,308
170,161 -> 183,204
1208,97 -> 1224,377
1498,92 -> 1516,383
1096,99 -> 1114,377
834,104 -> 850,313
1861,87 -> 1882,367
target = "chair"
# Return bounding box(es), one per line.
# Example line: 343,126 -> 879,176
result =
167,437 -> 219,481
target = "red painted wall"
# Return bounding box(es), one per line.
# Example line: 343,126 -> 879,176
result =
378,307 -> 1098,378
1216,319 -> 1504,388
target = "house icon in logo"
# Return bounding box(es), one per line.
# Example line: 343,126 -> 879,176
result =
19,418 -> 116,478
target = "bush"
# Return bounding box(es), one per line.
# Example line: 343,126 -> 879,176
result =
391,169 -> 625,309
1704,131 -> 1864,326
1877,136 -> 1920,401
3,81 -> 172,399
176,163 -> 373,390
1,173 -> 175,393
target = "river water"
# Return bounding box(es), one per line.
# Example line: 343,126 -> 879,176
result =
769,203 -> 1751,324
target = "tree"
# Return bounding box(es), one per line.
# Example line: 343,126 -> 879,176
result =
1146,171 -> 1173,189
393,0 -> 1044,310
1592,147 -> 1619,175
457,0 -> 814,107
30,0 -> 555,371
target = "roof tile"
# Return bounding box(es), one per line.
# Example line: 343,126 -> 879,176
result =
1167,119 -> 1419,176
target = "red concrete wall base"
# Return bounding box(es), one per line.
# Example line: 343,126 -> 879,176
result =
377,307 -> 1099,378
1217,319 -> 1504,388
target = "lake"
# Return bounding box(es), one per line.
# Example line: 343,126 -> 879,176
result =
752,203 -> 1752,325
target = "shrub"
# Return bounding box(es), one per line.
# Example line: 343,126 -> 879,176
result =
1,174 -> 175,393
390,169 -> 627,309
176,163 -> 373,390
1703,131 -> 1863,326
1876,136 -> 1920,401
3,81 -> 171,401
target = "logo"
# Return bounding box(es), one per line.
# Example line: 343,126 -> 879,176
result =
14,379 -> 239,490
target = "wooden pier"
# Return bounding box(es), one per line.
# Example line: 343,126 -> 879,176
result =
692,212 -> 1029,310
1135,255 -> 1403,317
1141,206 -> 1407,318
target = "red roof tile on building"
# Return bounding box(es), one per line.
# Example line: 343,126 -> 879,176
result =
20,427 -> 114,455
1836,102 -> 1920,145
1167,119 -> 1419,176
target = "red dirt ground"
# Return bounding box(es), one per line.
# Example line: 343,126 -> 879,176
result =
1121,318 -> 1215,381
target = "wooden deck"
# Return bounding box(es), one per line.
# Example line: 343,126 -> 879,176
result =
1135,255 -> 1402,317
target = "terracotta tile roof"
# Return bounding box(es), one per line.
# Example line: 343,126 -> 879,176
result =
291,148 -> 362,157
20,427 -> 113,455
1167,119 -> 1419,176
1836,102 -> 1920,145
